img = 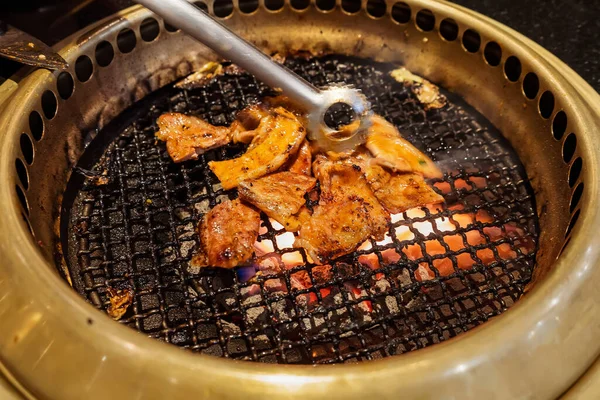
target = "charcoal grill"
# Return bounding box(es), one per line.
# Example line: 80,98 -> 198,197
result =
0,0 -> 599,399
62,54 -> 538,363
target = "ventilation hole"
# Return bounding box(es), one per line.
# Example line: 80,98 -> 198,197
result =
41,90 -> 57,119
21,212 -> 33,234
504,56 -> 521,82
439,18 -> 458,41
570,182 -> 584,213
20,134 -> 34,164
15,159 -> 29,190
117,28 -> 137,53
391,2 -> 411,23
291,0 -> 310,9
29,111 -> 43,141
566,209 -> 580,237
483,41 -> 502,66
56,71 -> 74,100
75,55 -> 93,82
415,9 -> 435,31
239,0 -> 259,13
462,29 -> 480,53
194,1 -> 208,11
539,91 -> 555,119
551,111 -> 568,140
95,40 -> 114,67
562,133 -> 577,163
568,157 -> 582,187
523,72 -> 539,99
342,0 -> 361,13
316,0 -> 336,11
16,185 -> 29,214
265,0 -> 284,10
214,0 -> 234,17
164,22 -> 179,32
367,0 -> 387,18
140,18 -> 160,42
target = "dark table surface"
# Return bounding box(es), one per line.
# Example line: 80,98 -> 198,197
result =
1,0 -> 599,91
453,0 -> 600,91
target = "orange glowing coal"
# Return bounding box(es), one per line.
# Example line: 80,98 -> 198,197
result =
246,175 -> 534,306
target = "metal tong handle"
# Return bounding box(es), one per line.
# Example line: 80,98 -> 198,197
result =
136,0 -> 321,109
136,0 -> 371,152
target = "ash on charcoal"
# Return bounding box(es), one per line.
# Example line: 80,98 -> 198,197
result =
385,296 -> 400,313
190,186 -> 208,198
240,286 -> 262,306
340,330 -> 354,338
179,238 -> 196,258
158,247 -> 176,264
271,299 -> 294,322
187,263 -> 202,276
358,308 -> 373,324
253,334 -> 273,351
373,278 -> 392,294
225,297 -> 236,307
187,286 -> 198,298
246,306 -> 266,326
174,208 -> 192,221
301,315 -> 327,336
395,268 -> 414,288
194,200 -> 210,214
221,320 -> 241,336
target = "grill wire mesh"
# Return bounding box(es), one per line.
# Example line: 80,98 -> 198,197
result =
63,54 -> 538,364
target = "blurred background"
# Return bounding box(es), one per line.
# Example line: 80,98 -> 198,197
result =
0,0 -> 598,89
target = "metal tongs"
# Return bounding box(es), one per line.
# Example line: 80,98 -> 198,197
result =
0,21 -> 69,71
136,0 -> 372,152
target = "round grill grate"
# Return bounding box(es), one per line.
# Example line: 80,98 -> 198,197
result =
61,54 -> 538,364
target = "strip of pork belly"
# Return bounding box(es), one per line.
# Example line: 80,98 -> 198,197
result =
209,107 -> 307,190
192,199 -> 261,269
295,156 -> 390,264
238,171 -> 317,231
364,164 -> 444,213
156,102 -> 272,163
365,115 -> 442,179
156,113 -> 232,163
284,140 -> 312,176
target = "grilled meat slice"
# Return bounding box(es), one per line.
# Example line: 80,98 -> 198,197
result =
192,199 -> 261,269
156,113 -> 232,163
285,140 -> 313,176
239,171 -> 316,231
296,157 -> 390,264
366,115 -> 442,179
209,107 -> 306,190
365,164 -> 444,213
231,104 -> 271,144
281,206 -> 312,232
106,287 -> 133,320
174,61 -> 225,89
156,103 -> 271,162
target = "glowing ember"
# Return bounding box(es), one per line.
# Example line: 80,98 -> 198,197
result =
239,175 -> 533,309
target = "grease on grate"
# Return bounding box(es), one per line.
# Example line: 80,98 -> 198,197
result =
63,55 -> 538,364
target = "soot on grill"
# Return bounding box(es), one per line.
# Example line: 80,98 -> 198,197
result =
61,54 -> 538,364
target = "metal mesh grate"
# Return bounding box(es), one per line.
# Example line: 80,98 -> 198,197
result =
62,54 -> 538,364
